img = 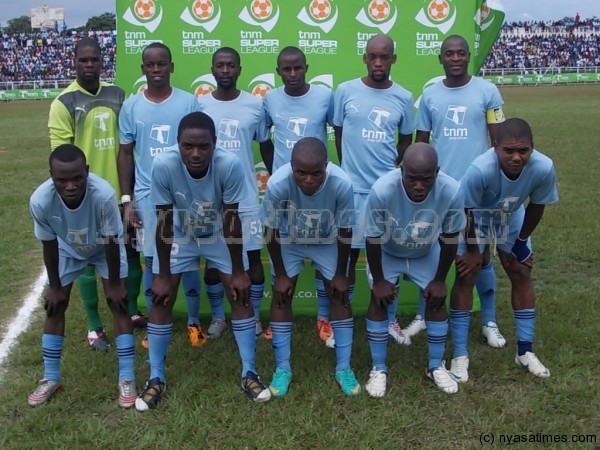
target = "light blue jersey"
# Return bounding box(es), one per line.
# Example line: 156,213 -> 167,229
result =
366,169 -> 465,259
197,91 -> 269,211
461,148 -> 559,224
30,174 -> 123,261
263,84 -> 334,173
333,79 -> 415,193
416,77 -> 504,180
119,88 -> 200,200
262,162 -> 354,245
151,148 -> 247,239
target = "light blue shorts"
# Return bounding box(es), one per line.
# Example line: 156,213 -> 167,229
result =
271,241 -> 339,281
240,208 -> 263,252
351,192 -> 368,249
59,244 -> 128,286
152,232 -> 249,275
366,241 -> 440,291
135,195 -> 157,258
457,207 -> 531,255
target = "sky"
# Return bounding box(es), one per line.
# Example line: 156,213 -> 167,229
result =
0,0 -> 597,28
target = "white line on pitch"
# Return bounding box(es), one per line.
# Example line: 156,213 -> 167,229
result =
0,268 -> 46,380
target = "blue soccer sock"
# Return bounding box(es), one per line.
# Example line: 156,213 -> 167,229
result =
231,317 -> 257,377
182,271 -> 201,326
514,308 -> 535,355
331,317 -> 354,373
250,282 -> 264,322
315,278 -> 330,320
271,321 -> 293,372
42,334 -> 64,382
366,319 -> 388,372
387,296 -> 398,324
206,282 -> 226,321
115,334 -> 135,382
143,256 -> 155,313
426,320 -> 449,370
476,262 -> 497,325
450,308 -> 471,358
147,322 -> 173,383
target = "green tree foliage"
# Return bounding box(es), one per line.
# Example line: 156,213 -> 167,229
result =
84,12 -> 116,31
5,15 -> 31,33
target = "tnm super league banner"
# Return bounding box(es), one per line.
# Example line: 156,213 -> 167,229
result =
115,0 -> 504,315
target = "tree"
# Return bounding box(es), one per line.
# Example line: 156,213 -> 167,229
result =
5,16 -> 31,33
84,12 -> 116,31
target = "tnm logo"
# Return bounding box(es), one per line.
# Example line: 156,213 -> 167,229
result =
181,0 -> 222,32
94,112 -> 110,131
368,107 -> 390,128
123,0 -> 164,32
150,124 -> 171,144
355,0 -> 398,34
297,0 -> 339,33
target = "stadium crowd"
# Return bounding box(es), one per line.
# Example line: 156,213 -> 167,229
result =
1,18 -> 599,84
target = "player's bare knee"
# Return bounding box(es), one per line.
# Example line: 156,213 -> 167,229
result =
506,264 -> 531,286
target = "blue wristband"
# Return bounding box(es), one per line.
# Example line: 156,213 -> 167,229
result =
511,237 -> 531,263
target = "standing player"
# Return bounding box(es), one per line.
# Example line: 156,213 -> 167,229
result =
333,34 -> 414,344
365,143 -> 465,396
408,35 -> 506,347
263,138 -> 360,397
28,145 -> 136,408
49,37 -> 145,351
449,118 -> 557,383
118,43 -> 205,347
135,112 -> 270,410
260,46 -> 336,347
197,47 -> 270,339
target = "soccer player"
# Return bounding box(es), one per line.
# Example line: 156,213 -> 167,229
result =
118,43 -> 205,347
449,118 -> 557,383
365,143 -> 465,396
28,144 -> 136,408
408,34 -> 506,348
135,112 -> 271,410
49,37 -> 145,351
333,34 -> 414,345
260,46 -> 336,348
197,47 -> 270,339
263,137 -> 360,397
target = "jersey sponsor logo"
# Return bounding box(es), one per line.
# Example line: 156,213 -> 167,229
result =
94,111 -> 110,132
442,105 -> 469,139
217,118 -> 242,151
150,124 -> 171,144
123,0 -> 164,33
297,0 -> 339,33
290,208 -> 334,242
287,117 -> 308,137
66,228 -> 89,245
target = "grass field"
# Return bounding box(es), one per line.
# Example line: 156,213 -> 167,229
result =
0,86 -> 599,449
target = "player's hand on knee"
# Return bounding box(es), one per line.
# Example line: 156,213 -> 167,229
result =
273,275 -> 294,308
227,271 -> 251,306
424,280 -> 447,312
511,237 -> 532,263
43,286 -> 69,317
151,275 -> 173,307
372,280 -> 397,308
455,250 -> 482,278
105,282 -> 129,315
328,275 -> 349,307
123,202 -> 142,230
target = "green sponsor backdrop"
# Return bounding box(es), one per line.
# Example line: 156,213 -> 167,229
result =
0,88 -> 63,101
116,0 -> 504,316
